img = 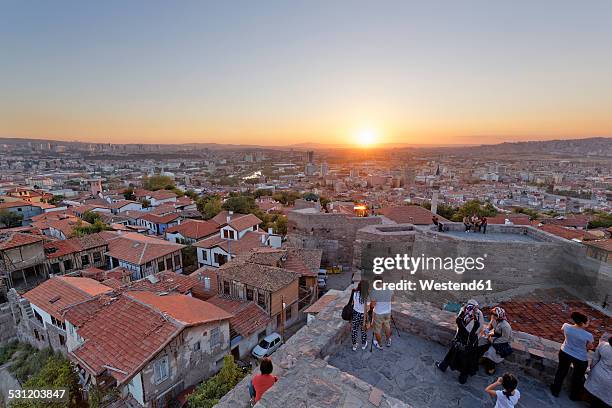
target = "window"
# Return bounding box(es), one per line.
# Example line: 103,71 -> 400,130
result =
93,252 -> 102,263
34,329 -> 39,340
158,260 -> 166,272
33,309 -> 43,325
210,327 -> 221,348
153,356 -> 169,384
222,229 -> 235,240
51,263 -> 61,274
81,254 -> 90,266
246,288 -> 254,301
201,250 -> 208,261
193,341 -> 201,352
223,281 -> 230,295
258,293 -> 266,309
166,257 -> 174,271
63,259 -> 73,271
214,253 -> 227,265
59,334 -> 65,346
174,254 -> 181,268
204,277 -> 211,290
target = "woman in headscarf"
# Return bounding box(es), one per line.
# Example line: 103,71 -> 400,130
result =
436,299 -> 484,384
478,307 -> 513,375
584,336 -> 612,408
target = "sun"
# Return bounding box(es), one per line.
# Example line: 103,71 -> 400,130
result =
354,128 -> 379,147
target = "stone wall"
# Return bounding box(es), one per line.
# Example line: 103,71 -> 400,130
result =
0,303 -> 16,345
287,209 -> 382,269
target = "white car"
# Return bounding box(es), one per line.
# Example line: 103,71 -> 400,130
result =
252,333 -> 282,359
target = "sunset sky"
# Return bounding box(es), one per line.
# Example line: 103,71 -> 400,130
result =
1,1 -> 612,146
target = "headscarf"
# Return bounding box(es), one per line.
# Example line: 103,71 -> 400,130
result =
461,299 -> 479,325
492,306 -> 506,321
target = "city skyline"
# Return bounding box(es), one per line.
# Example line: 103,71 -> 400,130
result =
2,1 -> 612,146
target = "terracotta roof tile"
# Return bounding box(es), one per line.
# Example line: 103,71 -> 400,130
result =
102,232 -> 184,265
207,295 -> 270,338
0,232 -> 43,250
165,219 -> 219,240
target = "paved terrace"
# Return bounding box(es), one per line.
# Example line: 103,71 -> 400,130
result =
216,288 -> 596,408
329,331 -> 582,408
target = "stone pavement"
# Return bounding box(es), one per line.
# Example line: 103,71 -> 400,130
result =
329,330 -> 587,408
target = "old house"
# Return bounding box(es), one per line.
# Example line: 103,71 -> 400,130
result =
0,199 -> 43,226
165,219 -> 219,244
216,261 -> 300,331
44,233 -> 107,275
64,290 -> 232,407
10,276 -> 113,353
0,232 -> 47,293
139,212 -> 181,235
101,232 -> 185,279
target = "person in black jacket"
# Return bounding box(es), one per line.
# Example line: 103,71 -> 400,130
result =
436,299 -> 484,384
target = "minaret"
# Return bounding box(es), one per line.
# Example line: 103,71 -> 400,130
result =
431,186 -> 439,215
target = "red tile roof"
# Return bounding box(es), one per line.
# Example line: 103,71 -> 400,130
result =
538,224 -> 598,241
48,217 -> 90,237
139,212 -> 180,224
207,295 -> 270,338
44,233 -> 107,258
585,239 -> 612,252
0,200 -> 32,209
127,291 -> 232,326
165,219 -> 219,240
127,271 -> 199,294
66,294 -> 180,383
102,232 -> 184,265
218,261 -> 299,292
193,231 -> 268,257
0,232 -> 43,250
377,206 -> 447,225
224,213 -> 262,232
149,190 -> 177,200
23,276 -> 112,320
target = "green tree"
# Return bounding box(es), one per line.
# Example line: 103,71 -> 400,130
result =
272,191 -> 301,205
187,355 -> 246,408
185,190 -> 199,200
10,355 -> 83,408
140,198 -> 151,208
273,215 -> 287,235
319,196 -> 331,212
47,195 -> 64,206
81,210 -> 102,224
123,188 -> 136,201
254,189 -> 273,199
197,195 -> 223,219
143,175 -> 175,191
0,210 -> 23,228
450,200 -> 498,222
222,196 -> 256,214
512,207 -> 540,220
588,211 -> 612,229
72,220 -> 110,237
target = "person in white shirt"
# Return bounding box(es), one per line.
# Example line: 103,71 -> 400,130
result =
485,373 -> 521,408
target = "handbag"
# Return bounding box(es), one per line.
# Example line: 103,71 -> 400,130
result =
341,291 -> 355,321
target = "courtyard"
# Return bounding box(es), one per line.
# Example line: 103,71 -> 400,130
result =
329,329 -> 586,408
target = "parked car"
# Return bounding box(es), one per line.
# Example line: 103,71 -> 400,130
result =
252,333 -> 282,359
318,269 -> 328,288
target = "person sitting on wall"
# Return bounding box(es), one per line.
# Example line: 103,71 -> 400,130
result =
432,216 -> 444,232
477,307 -> 513,375
249,357 -> 278,404
463,215 -> 472,233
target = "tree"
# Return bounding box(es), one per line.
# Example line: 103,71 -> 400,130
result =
81,210 -> 102,224
273,215 -> 287,235
47,195 -> 64,206
0,210 -> 23,228
254,189 -> 273,199
222,196 -> 257,214
71,220 -> 110,237
588,211 -> 612,229
319,196 -> 331,212
123,188 -> 136,201
140,198 -> 151,208
185,190 -> 199,200
272,191 -> 301,205
143,175 -> 175,191
10,354 -> 82,408
187,355 -> 247,408
450,200 -> 498,222
181,245 -> 197,272
512,207 -> 540,220
197,195 -> 223,220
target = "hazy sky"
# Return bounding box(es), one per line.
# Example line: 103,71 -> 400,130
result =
2,1 -> 612,146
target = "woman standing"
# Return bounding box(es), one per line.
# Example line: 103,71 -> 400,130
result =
550,311 -> 594,400
436,299 -> 484,384
584,337 -> 612,408
350,281 -> 369,351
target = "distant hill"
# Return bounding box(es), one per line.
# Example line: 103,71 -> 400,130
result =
436,137 -> 612,157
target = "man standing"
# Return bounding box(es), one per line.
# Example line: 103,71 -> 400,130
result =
371,282 -> 394,349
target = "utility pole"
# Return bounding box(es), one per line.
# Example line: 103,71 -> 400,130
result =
280,295 -> 285,341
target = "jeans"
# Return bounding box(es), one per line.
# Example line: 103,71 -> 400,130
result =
248,380 -> 256,398
551,349 -> 588,399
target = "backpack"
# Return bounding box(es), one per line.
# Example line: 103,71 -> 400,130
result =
341,291 -> 355,321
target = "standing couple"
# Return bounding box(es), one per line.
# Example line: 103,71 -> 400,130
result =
348,280 -> 394,351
